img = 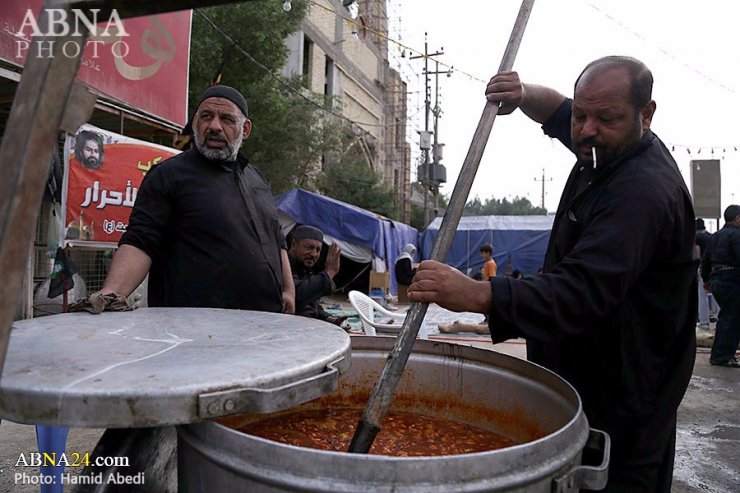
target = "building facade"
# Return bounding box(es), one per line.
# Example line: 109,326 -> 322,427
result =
282,0 -> 411,221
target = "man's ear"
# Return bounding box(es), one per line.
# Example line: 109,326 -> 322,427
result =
641,100 -> 656,132
242,118 -> 253,139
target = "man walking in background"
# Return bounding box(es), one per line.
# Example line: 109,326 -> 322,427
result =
701,205 -> 740,367
695,218 -> 714,329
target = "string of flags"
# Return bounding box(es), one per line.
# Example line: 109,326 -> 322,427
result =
668,144 -> 740,158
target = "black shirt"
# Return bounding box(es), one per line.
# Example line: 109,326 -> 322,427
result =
695,229 -> 712,258
701,223 -> 740,281
120,148 -> 285,312
290,255 -> 334,321
488,100 -> 697,478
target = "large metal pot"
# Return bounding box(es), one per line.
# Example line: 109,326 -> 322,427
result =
178,337 -> 609,492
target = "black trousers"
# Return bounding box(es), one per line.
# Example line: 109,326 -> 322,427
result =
709,276 -> 740,363
587,413 -> 677,493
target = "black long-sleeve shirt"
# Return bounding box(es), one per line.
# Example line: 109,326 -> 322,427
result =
701,223 -> 740,282
488,100 -> 696,476
290,256 -> 334,321
120,148 -> 285,312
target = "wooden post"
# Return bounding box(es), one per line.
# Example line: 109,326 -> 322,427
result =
0,3 -> 95,376
348,0 -> 538,454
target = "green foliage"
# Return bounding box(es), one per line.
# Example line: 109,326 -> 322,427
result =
409,204 -> 426,230
189,1 -> 307,101
188,1 -> 401,218
242,78 -> 340,193
436,192 -> 449,210
189,0 -> 311,192
318,128 -> 399,219
464,196 -> 547,215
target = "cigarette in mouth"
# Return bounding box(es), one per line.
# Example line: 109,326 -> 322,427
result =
591,146 -> 597,167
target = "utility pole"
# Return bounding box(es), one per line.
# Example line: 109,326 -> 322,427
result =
410,33 -> 444,226
534,168 -> 552,209
428,58 -> 452,221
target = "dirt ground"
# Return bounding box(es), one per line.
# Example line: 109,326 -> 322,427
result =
0,309 -> 737,492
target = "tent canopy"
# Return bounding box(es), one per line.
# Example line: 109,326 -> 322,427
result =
275,189 -> 418,292
420,215 -> 554,277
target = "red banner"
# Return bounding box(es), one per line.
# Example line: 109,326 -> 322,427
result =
0,1 -> 191,126
64,125 -> 179,245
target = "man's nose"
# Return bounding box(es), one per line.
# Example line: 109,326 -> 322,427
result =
207,116 -> 224,133
580,117 -> 598,139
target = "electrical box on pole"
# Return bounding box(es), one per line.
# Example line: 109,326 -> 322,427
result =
418,130 -> 432,150
430,163 -> 446,185
433,142 -> 445,163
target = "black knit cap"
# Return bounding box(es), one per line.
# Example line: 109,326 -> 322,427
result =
292,225 -> 323,242
197,85 -> 248,117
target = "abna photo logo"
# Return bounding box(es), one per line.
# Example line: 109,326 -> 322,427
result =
14,9 -> 131,60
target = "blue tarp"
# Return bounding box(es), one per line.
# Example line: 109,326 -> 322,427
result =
275,189 -> 419,293
420,215 -> 554,277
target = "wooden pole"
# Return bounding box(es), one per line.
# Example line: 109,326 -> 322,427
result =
0,3 -> 95,377
348,0 -> 537,454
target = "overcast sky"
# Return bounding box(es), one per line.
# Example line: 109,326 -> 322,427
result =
392,0 -> 739,231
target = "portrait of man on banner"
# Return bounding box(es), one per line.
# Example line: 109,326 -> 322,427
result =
74,130 -> 105,170
64,124 -> 179,244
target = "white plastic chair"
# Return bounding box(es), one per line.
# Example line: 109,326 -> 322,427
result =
348,290 -> 427,339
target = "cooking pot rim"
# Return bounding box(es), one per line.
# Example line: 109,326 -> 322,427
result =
199,408 -> 588,461
196,337 -> 589,461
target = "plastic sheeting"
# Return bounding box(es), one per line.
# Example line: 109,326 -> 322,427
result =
275,189 -> 418,293
420,215 -> 554,277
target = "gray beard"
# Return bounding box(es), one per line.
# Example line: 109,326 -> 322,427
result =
193,131 -> 242,162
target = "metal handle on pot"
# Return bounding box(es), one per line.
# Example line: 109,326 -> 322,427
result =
197,358 -> 345,419
552,428 -> 610,492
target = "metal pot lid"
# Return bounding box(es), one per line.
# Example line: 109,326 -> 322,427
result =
0,308 -> 351,428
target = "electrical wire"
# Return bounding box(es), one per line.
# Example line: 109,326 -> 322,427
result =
587,2 -> 737,94
308,0 -> 488,84
194,9 -> 404,130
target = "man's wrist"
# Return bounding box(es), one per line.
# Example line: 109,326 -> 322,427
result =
475,280 -> 493,313
322,271 -> 337,291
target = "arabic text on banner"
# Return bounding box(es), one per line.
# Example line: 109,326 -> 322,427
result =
63,124 -> 180,245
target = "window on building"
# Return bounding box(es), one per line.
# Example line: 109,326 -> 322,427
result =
325,56 -> 336,98
302,36 -> 313,87
395,117 -> 403,148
